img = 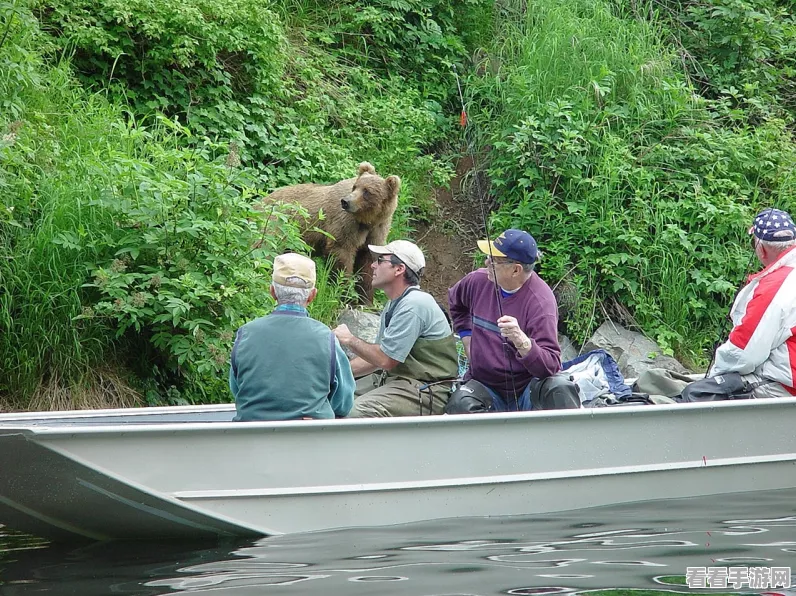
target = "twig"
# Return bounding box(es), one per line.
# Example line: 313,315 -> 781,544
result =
578,276 -> 598,357
0,0 -> 18,53
551,263 -> 579,293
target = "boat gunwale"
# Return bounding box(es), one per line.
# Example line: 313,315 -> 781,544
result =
0,402 -> 235,420
2,395 -> 796,437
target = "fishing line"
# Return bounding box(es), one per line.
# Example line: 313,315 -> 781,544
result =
453,65 -> 520,409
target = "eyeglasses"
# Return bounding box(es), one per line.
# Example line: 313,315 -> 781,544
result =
376,255 -> 394,265
487,256 -> 517,266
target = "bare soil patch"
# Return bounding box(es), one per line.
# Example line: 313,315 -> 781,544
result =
414,157 -> 486,308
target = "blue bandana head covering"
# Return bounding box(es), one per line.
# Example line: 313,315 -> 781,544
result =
751,208 -> 796,242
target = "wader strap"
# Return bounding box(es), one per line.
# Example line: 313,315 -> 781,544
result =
384,286 -> 452,329
384,287 -> 419,328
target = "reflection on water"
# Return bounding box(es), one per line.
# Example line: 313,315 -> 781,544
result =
1,489 -> 795,595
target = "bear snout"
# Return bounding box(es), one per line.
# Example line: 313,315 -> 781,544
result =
341,197 -> 352,211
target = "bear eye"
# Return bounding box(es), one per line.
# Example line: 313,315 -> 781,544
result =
362,189 -> 370,197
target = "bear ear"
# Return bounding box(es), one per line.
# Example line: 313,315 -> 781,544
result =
357,162 -> 376,176
385,175 -> 401,198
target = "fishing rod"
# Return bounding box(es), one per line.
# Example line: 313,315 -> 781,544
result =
703,206 -> 773,378
453,65 -> 520,409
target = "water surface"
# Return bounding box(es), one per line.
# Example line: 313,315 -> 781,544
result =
1,488 -> 795,595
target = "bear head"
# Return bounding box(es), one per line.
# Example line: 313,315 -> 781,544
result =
341,162 -> 400,225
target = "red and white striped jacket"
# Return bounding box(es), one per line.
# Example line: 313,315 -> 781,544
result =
710,246 -> 796,395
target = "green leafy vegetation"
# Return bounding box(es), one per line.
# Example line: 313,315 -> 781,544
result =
467,0 -> 796,364
2,0 -> 796,407
0,0 -> 471,407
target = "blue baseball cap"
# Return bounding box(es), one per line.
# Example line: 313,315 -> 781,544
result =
750,208 -> 796,242
477,229 -> 538,264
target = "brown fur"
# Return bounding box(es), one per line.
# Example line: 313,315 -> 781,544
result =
262,162 -> 400,301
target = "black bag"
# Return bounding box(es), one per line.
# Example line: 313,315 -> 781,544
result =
445,379 -> 493,414
583,393 -> 656,408
680,373 -> 755,402
529,373 -> 581,410
445,374 -> 581,414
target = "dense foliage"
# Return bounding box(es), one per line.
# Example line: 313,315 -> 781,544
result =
35,0 -> 457,192
0,7 -> 309,405
1,0 -> 795,408
467,0 -> 796,362
0,0 -> 471,407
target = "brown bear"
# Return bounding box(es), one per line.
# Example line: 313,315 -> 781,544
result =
261,162 -> 400,302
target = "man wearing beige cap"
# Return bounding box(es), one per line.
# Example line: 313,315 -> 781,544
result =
334,240 -> 459,417
231,253 -> 355,421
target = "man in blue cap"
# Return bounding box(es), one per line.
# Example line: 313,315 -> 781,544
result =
448,229 -> 564,411
690,208 -> 796,399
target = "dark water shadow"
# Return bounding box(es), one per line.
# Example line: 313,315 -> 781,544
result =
1,488 -> 795,595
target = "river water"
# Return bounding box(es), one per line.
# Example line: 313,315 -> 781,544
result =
1,488 -> 795,595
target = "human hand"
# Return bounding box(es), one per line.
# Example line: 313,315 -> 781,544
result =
497,316 -> 531,352
333,324 -> 355,346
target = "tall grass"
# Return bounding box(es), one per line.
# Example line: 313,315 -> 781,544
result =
0,8 -> 125,406
308,257 -> 359,326
469,0 -> 796,363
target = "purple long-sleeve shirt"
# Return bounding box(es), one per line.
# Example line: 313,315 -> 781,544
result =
448,269 -> 561,396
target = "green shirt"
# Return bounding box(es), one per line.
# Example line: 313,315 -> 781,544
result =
230,306 -> 354,421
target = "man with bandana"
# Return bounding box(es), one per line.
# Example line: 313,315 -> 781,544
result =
704,208 -> 796,398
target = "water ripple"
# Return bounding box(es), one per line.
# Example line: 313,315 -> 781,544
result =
0,488 -> 795,595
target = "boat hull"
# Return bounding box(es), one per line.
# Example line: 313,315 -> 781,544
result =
2,398 -> 796,540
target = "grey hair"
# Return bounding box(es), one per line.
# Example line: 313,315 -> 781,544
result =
502,258 -> 536,273
272,281 -> 313,305
759,238 -> 796,255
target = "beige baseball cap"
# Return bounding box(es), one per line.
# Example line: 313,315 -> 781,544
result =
272,253 -> 316,289
368,240 -> 426,276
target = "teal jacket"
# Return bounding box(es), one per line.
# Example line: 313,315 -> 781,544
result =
230,305 -> 354,421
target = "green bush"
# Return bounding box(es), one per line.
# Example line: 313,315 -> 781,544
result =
82,122 -> 310,402
468,0 -> 796,363
654,0 -> 796,117
35,0 -> 457,219
1,4 -> 316,406
1,1 -> 122,405
37,0 -> 285,113
317,0 -> 468,95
